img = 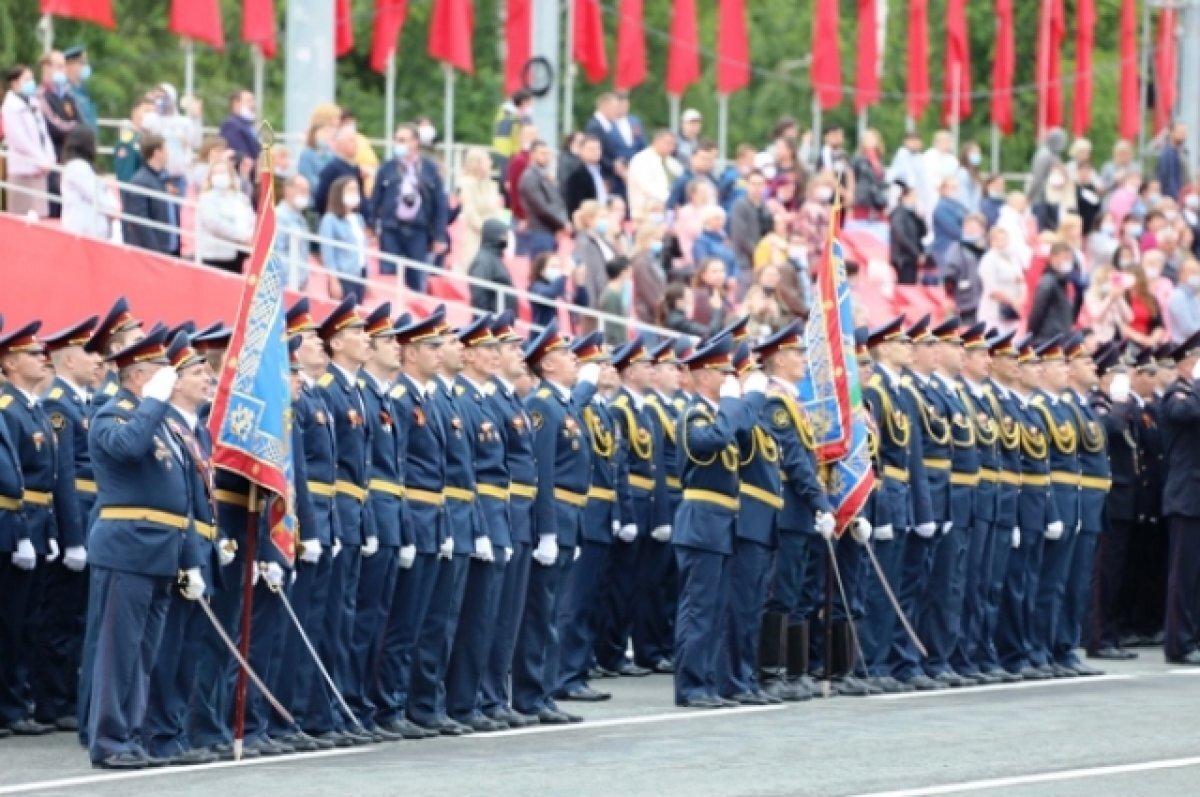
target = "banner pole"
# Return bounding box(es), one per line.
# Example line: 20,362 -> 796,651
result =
232,484 -> 259,761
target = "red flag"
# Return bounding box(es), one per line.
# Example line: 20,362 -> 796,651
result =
242,0 -> 277,59
336,0 -> 354,57
665,0 -> 700,97
907,0 -> 929,119
1154,7 -> 1178,134
40,0 -> 114,29
428,0 -> 474,73
573,0 -> 608,83
854,0 -> 878,113
505,0 -> 532,94
370,0 -> 409,73
1036,0 -> 1065,132
811,0 -> 841,110
1118,0 -> 1139,141
716,0 -> 749,95
942,0 -> 971,124
169,0 -> 224,50
991,0 -> 1015,135
614,0 -> 646,91
1071,0 -> 1095,135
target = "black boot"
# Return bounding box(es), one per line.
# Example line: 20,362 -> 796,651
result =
758,612 -> 791,701
785,622 -> 814,701
832,622 -> 873,696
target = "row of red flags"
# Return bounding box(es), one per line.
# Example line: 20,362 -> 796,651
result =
42,0 -> 1177,139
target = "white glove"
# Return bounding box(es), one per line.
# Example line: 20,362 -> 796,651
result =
915,522 -> 938,539
650,524 -> 671,543
874,524 -> 894,542
63,545 -> 87,571
362,536 -> 379,557
181,567 -> 205,601
503,547 -> 513,562
1076,520 -> 1082,533
617,523 -> 638,543
941,521 -> 953,535
218,539 -> 237,567
143,366 -> 179,402
611,520 -> 621,537
850,518 -> 872,544
533,533 -> 558,566
474,536 -> 494,562
719,376 -> 742,399
1012,527 -> 1021,549
814,512 -> 836,540
577,362 -> 600,386
743,372 -> 768,395
1192,358 -> 1200,380
299,539 -> 322,564
574,545 -> 581,561
1109,373 -> 1131,403
46,538 -> 60,563
332,537 -> 343,558
1046,520 -> 1064,540
398,544 -> 417,570
12,538 -> 36,570
438,536 -> 455,560
259,561 -> 285,589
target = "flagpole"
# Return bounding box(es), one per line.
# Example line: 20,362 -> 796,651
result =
717,94 -> 729,165
443,64 -> 456,193
39,14 -> 53,56
1036,0 -> 1050,141
184,39 -> 196,107
252,46 -> 265,117
384,51 -> 397,141
232,483 -> 260,762
857,110 -> 868,145
668,94 -> 681,135
950,63 -> 961,156
561,0 -> 576,139
990,124 -> 1001,175
811,96 -> 822,170
1137,0 -> 1152,160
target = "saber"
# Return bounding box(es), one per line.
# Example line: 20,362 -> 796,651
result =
274,582 -> 365,731
823,535 -> 870,681
862,539 -> 928,658
196,596 -> 295,727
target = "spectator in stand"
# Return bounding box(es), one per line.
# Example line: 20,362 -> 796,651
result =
889,181 -> 927,285
340,111 -> 380,196
675,108 -> 702,163
754,210 -> 793,272
63,45 -> 96,130
506,124 -> 540,252
1122,264 -> 1166,348
1027,127 -> 1068,205
1065,138 -> 1093,184
754,117 -> 800,178
691,257 -> 734,329
1112,243 -> 1139,271
814,124 -> 849,174
1157,225 -> 1187,281
631,220 -> 668,323
660,283 -> 725,337
145,86 -> 202,198
1027,241 -> 1079,344
954,141 -> 985,212
188,136 -> 227,195
887,132 -> 925,210
269,143 -> 293,201
627,129 -> 680,223
564,134 -> 608,218
597,255 -> 633,344
319,175 -> 370,304
371,123 -> 449,289
742,264 -> 788,337
468,218 -> 517,315
196,157 -> 255,275
667,140 -> 720,210
604,195 -> 634,256
573,200 -> 616,326
1157,122 -> 1191,201
519,139 -> 570,259
942,213 -> 988,325
766,137 -> 804,204
528,252 -> 570,329
673,178 -> 716,271
1100,139 -> 1141,192
60,126 -> 114,240
730,169 -> 769,285
720,144 -> 758,209
692,205 -> 737,280
613,93 -> 647,167
1082,263 -> 1133,345
2,64 -> 55,218
456,146 -> 503,271
1167,258 -> 1200,344
997,191 -> 1035,269
1075,162 -> 1103,233
1033,165 -> 1074,233
34,50 -> 75,218
931,176 -> 967,270
218,89 -> 261,192
1183,191 -> 1200,257
275,175 -> 312,289
980,173 -> 1006,228
850,128 -> 889,222
557,130 -> 585,204
122,134 -> 176,256
491,89 -> 533,181
297,106 -> 338,192
315,125 -> 365,215
113,96 -> 154,183
977,225 -> 1026,335
795,173 -> 835,269
920,131 -> 959,221
1088,212 -> 1121,268
584,92 -> 624,194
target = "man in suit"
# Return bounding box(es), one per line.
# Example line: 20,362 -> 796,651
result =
583,93 -> 624,192
519,141 -> 571,259
217,89 -> 261,191
564,135 -> 608,218
370,124 -> 449,288
122,134 -> 178,256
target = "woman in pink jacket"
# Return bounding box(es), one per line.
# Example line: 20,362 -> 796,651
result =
2,64 -> 56,218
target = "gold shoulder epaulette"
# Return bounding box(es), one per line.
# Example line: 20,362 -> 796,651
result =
47,387 -> 63,401
0,395 -> 11,411
868,373 -> 882,388
103,382 -> 118,396
116,399 -> 135,411
454,385 -> 465,396
1030,394 -> 1045,407
357,378 -> 366,389
537,387 -> 552,399
673,397 -> 687,411
317,373 -> 335,388
613,394 -> 629,408
899,374 -> 913,387
389,384 -> 407,400
482,383 -> 496,396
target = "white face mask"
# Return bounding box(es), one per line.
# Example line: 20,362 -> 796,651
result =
418,124 -> 436,146
211,173 -> 231,191
239,104 -> 256,121
292,195 -> 310,211
141,111 -> 159,130
344,193 -> 361,210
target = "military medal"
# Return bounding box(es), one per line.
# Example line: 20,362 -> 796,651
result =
31,431 -> 44,451
348,408 -> 362,428
379,409 -> 393,432
315,410 -> 327,425
414,406 -> 426,427
511,415 -> 525,431
451,416 -> 463,436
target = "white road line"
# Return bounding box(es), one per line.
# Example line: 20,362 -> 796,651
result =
840,755 -> 1200,797
870,673 -> 1134,700
1167,668 -> 1200,675
463,704 -> 789,737
0,747 -> 374,795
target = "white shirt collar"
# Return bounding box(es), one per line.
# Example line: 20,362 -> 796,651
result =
171,405 -> 199,430
624,386 -> 644,411
768,375 -> 798,397
877,363 -> 902,386
58,377 -> 90,403
332,362 -> 359,385
15,385 -> 38,407
545,379 -> 571,402
701,394 -> 719,411
494,375 -> 516,396
593,112 -> 612,131
363,369 -> 391,393
437,373 -> 456,394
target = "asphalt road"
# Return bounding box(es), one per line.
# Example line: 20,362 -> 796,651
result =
2,654 -> 1198,797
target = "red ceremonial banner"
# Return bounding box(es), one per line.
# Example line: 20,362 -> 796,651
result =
811,0 -> 841,110
906,0 -> 929,120
854,0 -> 878,113
41,0 -> 114,29
1072,0 -> 1095,135
370,0 -> 409,73
665,0 -> 700,96
573,0 -> 609,83
991,0 -> 1015,135
614,0 -> 646,91
169,0 -> 224,50
428,0 -> 475,73
504,0 -> 532,93
715,0 -> 749,96
242,0 -> 277,59
942,0 -> 971,124
1118,0 -> 1140,141
1154,7 -> 1178,134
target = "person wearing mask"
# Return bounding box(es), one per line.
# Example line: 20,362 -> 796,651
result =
690,257 -> 734,329
627,129 -> 680,223
319,176 -> 370,304
528,252 -> 570,329
1167,258 -> 1200,344
942,214 -> 988,324
468,218 -> 516,314
980,174 -> 1007,228
931,176 -> 968,270
2,64 -> 55,217
62,46 -> 95,130
1032,165 -> 1075,233
795,173 -> 836,271
1120,264 -> 1165,349
730,169 -> 770,286
1028,242 -> 1080,344
659,283 -> 725,338
977,226 -> 1026,335
1083,264 -> 1134,344
275,175 -> 313,289
631,221 -> 668,323
1157,122 -> 1191,201
850,129 -> 889,222
34,50 -> 76,217
890,181 -> 928,285
675,108 -> 703,163
196,158 -> 255,275
692,205 -> 738,280
296,103 -> 340,190
572,200 -> 616,325
954,141 -> 985,212
455,146 -> 503,271
1100,139 -> 1141,192
217,89 -> 260,191
60,125 -> 115,240
370,123 -> 449,288
144,85 -> 202,199
519,140 -> 571,259
121,134 -> 177,256
564,135 -> 609,218
1026,127 -> 1068,205
1088,212 -> 1122,267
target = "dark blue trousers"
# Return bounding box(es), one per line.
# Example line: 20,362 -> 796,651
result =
189,550 -> 249,748
244,580 -> 292,743
831,535 -> 867,622
891,530 -> 935,680
1092,519 -> 1135,653
633,536 -> 676,667
31,558 -> 89,723
481,542 -> 532,716
997,524 -> 1045,673
273,553 -> 332,736
0,560 -> 35,726
372,551 -> 438,724
1058,530 -> 1099,666
1165,516 -> 1200,661
765,532 -> 811,619
718,539 -> 773,697
143,591 -> 202,757
325,544 -> 362,732
347,546 -> 399,726
87,566 -> 171,763
924,487 -> 973,677
672,545 -> 728,705
1029,527 -> 1077,668
978,520 -> 1014,673
512,547 -> 573,715
407,554 -> 470,726
861,535 -> 903,678
951,516 -> 994,676
446,555 -> 507,722
381,226 -> 430,287
555,539 -> 611,695
594,534 -> 638,671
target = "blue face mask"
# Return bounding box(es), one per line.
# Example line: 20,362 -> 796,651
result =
51,70 -> 67,87
18,78 -> 35,97
80,64 -> 92,82
594,219 -> 610,235
650,240 -> 664,256
393,143 -> 409,160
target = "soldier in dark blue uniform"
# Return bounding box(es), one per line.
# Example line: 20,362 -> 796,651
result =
0,315 -> 26,740
85,297 -> 145,410
480,311 -> 540,728
372,308 -> 445,740
555,332 -> 623,702
513,320 -> 598,723
84,327 -> 206,769
672,335 -> 766,708
1161,331 -> 1200,665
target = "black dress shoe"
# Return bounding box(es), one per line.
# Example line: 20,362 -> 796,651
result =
728,691 -> 768,705
341,729 -> 377,745
591,665 -> 621,678
1090,646 -> 1138,661
835,676 -> 875,697
756,690 -> 784,704
933,671 -> 967,688
1050,663 -> 1078,678
491,709 -> 537,728
678,697 -> 724,709
1019,666 -> 1051,681
557,686 -> 611,702
972,671 -> 1001,685
277,732 -> 323,752
905,675 -> 948,691
714,697 -> 740,708
210,742 -> 262,759
8,719 -> 54,736
1172,650 -> 1200,666
52,716 -> 79,732
1069,660 -> 1104,676
365,725 -> 403,742
169,747 -> 218,766
535,709 -> 573,725
651,659 -> 675,674
144,754 -> 171,768
991,668 -> 1023,683
314,732 -> 354,749
0,727 -> 11,738
95,751 -> 148,770
379,718 -> 432,739
244,737 -> 290,756
616,661 -> 652,677
546,703 -> 583,722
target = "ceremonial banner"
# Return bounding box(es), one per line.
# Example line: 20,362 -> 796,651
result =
207,172 -> 296,563
798,228 -> 875,533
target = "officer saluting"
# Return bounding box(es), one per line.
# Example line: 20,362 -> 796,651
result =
85,297 -> 145,408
